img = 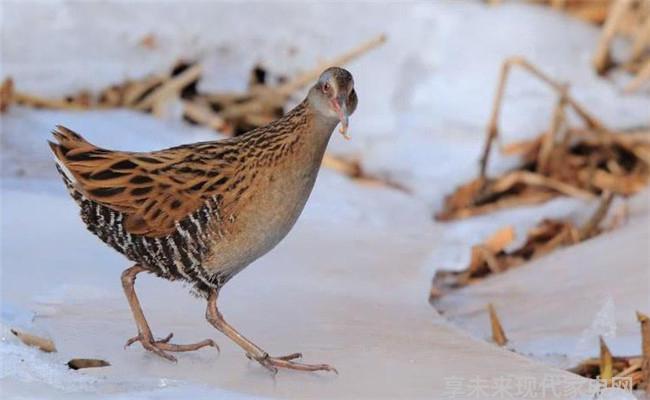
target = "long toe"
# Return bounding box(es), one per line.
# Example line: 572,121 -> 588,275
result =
256,355 -> 337,374
156,338 -> 219,353
124,333 -> 218,361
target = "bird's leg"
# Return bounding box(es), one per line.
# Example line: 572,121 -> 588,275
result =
121,264 -> 219,361
205,289 -> 337,374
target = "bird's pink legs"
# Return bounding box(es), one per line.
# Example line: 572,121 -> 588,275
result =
121,264 -> 219,361
205,289 -> 337,374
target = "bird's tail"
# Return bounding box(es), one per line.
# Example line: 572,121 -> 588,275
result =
48,125 -> 96,202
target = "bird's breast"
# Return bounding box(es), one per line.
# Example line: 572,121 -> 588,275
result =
203,133 -> 329,276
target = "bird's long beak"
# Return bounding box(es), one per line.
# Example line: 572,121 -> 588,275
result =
331,95 -> 350,140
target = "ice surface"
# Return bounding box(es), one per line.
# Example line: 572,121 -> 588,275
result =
2,0 -> 649,398
2,176 -> 593,399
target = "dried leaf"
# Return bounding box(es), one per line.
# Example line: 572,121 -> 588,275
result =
432,199 -> 614,298
484,226 -> 515,253
10,329 -> 57,353
67,358 -> 111,370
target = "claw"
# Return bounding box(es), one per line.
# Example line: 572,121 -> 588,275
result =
260,361 -> 279,375
124,334 -> 141,348
159,332 -> 174,343
141,340 -> 177,362
250,352 -> 337,374
125,332 -> 174,348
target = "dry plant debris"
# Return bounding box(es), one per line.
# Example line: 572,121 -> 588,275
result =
486,1 -> 612,24
488,1 -> 650,90
491,1 -> 614,25
67,358 -> 111,370
592,0 -> 650,92
487,303 -> 508,346
10,328 -> 57,353
639,311 -> 650,392
321,153 -> 411,193
0,35 -> 385,134
569,312 -> 650,392
600,336 -> 614,381
138,33 -> 158,50
1,35 -> 405,190
549,0 -> 613,25
430,192 -> 614,300
436,57 -> 650,222
0,77 -> 14,112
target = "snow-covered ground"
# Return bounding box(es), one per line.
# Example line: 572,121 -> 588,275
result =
435,192 -> 650,365
1,1 -> 649,399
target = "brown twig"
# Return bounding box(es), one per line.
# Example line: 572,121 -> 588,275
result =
492,171 -> 596,201
578,191 -> 615,240
488,303 -> 508,346
628,11 -> 650,65
593,0 -> 634,75
14,91 -> 91,110
321,153 -> 411,194
440,56 -> 649,222
537,86 -> 568,174
436,189 -> 556,221
479,57 -> 607,180
624,58 -> 650,93
134,63 -> 203,113
638,311 -> 650,393
182,100 -> 226,131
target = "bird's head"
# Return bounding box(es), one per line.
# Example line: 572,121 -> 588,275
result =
308,67 -> 358,140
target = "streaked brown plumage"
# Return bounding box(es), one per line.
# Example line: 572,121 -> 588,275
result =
49,67 -> 357,373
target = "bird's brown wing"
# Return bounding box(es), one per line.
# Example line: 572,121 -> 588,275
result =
49,125 -> 235,236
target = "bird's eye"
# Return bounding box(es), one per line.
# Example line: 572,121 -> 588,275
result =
322,82 -> 330,93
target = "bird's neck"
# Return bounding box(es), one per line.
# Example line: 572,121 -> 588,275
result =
245,99 -> 338,170
293,100 -> 339,168
287,99 -> 340,139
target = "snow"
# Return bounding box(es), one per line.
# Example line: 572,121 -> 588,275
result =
2,0 -> 649,399
435,205 -> 650,365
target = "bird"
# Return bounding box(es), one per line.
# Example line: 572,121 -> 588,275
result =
48,67 -> 357,374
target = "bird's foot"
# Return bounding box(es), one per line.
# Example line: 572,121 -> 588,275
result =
247,352 -> 338,374
125,332 -> 219,362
